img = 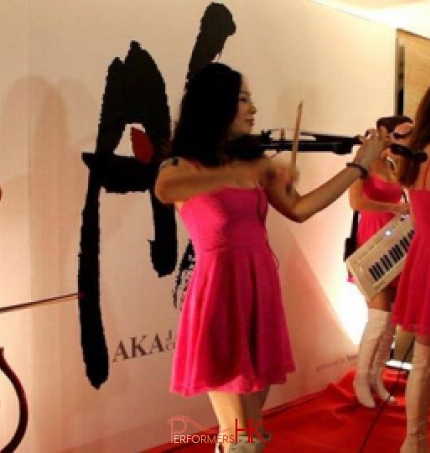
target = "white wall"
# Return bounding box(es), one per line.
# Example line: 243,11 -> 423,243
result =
0,1 -> 396,451
312,0 -> 430,40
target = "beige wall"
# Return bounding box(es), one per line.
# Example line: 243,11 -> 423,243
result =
0,1 -> 396,451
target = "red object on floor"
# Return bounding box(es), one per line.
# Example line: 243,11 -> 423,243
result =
144,369 -> 410,452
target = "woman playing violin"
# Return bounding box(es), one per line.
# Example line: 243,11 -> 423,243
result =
155,62 -> 386,453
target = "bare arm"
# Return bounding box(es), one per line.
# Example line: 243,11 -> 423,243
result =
154,156 -> 269,205
265,132 -> 389,222
267,165 -> 368,222
155,158 -> 234,204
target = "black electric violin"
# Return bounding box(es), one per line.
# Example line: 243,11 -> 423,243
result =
258,129 -> 428,163
257,129 -> 362,155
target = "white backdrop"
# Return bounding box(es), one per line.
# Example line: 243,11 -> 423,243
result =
0,1 -> 396,451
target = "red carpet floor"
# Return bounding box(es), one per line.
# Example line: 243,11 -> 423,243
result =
145,368 -> 415,452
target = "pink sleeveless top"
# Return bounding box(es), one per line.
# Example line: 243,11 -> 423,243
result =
357,175 -> 403,247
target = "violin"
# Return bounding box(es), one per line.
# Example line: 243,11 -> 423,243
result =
258,129 -> 428,163
257,129 -> 362,155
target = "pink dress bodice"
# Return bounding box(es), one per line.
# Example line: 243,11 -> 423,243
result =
357,174 -> 403,247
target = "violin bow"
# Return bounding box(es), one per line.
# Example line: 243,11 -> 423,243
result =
0,292 -> 78,314
290,101 -> 303,171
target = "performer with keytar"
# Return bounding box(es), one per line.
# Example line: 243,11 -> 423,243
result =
348,115 -> 413,409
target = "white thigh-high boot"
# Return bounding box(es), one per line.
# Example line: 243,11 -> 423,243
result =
354,309 -> 390,408
400,342 -> 430,453
369,314 -> 396,403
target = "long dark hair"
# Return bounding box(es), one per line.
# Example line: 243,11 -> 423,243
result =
171,62 -> 263,166
400,87 -> 430,187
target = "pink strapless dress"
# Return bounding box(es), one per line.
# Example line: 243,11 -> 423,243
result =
392,190 -> 430,335
171,187 -> 295,396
